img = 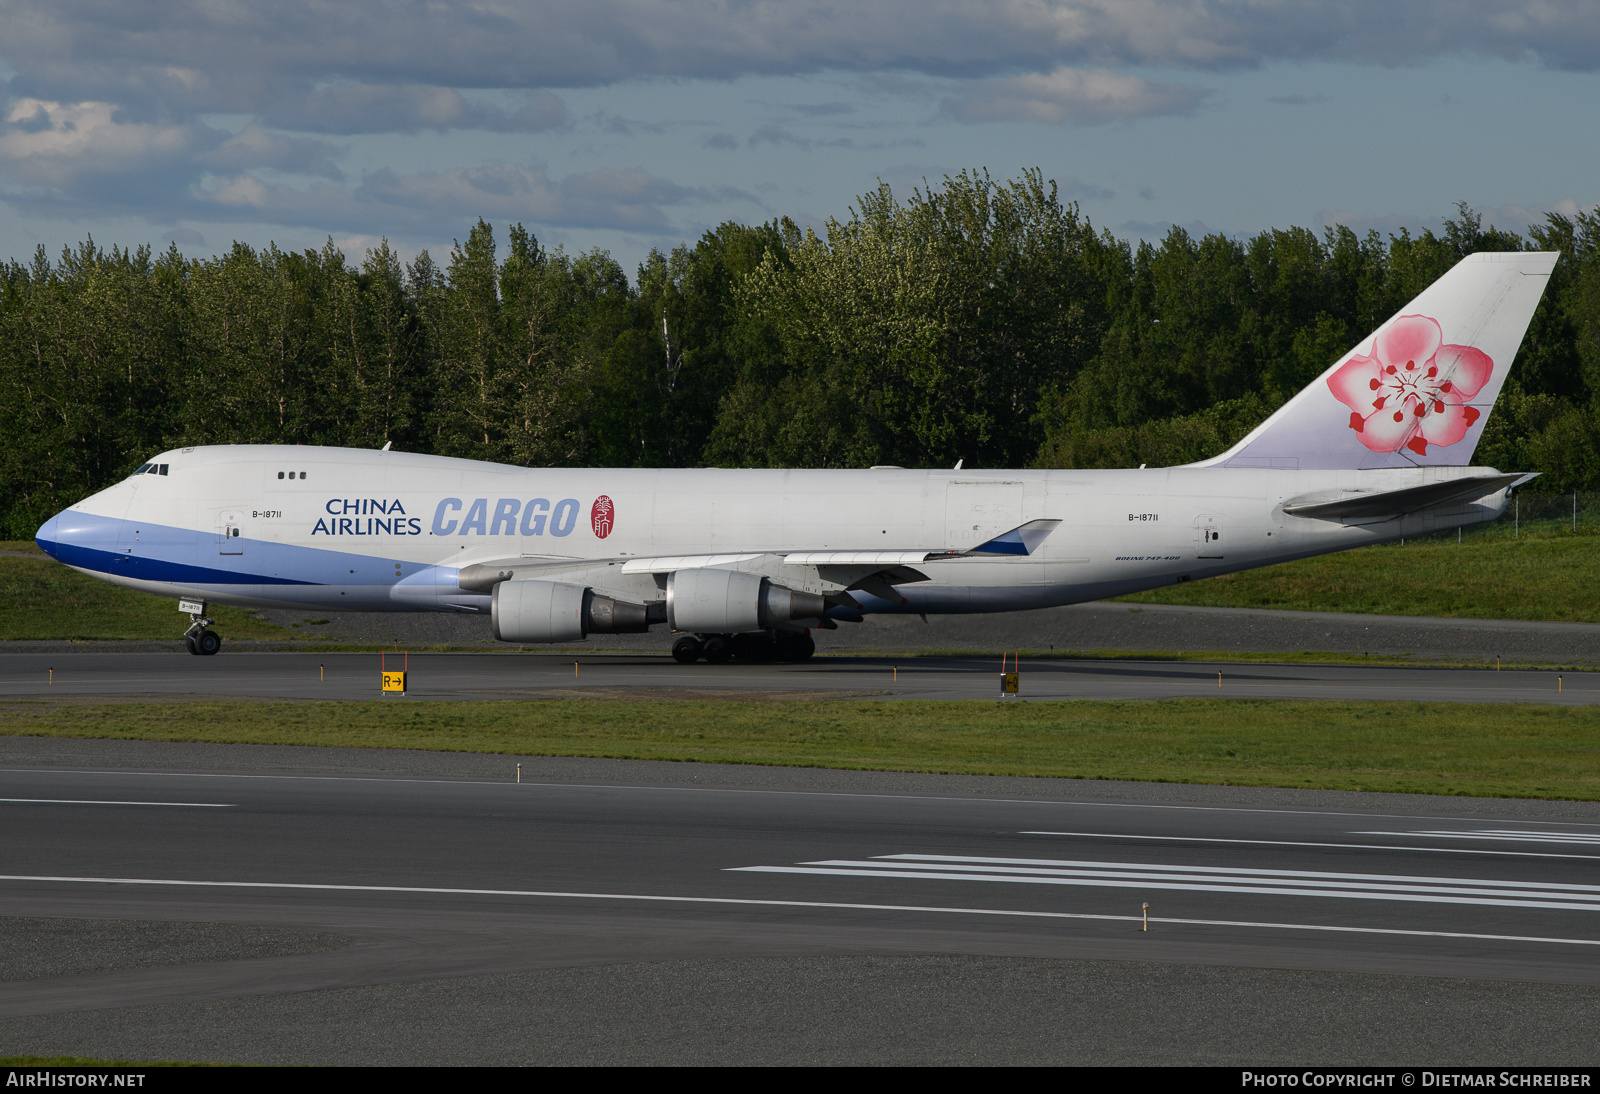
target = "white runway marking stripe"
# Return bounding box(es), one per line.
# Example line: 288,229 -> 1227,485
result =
1,872 -> 1597,949
730,854 -> 1600,912
0,798 -> 233,807
1358,829 -> 1600,847
1020,830 -> 1600,861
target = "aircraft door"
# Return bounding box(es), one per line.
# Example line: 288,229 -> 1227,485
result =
945,480 -> 1024,550
217,510 -> 245,555
1193,514 -> 1223,558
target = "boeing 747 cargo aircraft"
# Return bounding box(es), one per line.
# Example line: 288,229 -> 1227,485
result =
35,251 -> 1556,663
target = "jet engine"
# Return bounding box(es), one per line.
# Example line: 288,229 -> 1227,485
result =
492,579 -> 657,642
666,568 -> 827,632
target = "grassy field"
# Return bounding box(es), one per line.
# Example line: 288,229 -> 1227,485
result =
0,541 -> 289,641
1120,529 -> 1600,622
5,697 -> 1599,800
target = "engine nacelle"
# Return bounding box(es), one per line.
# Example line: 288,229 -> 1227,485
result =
492,579 -> 657,642
493,579 -> 585,642
666,568 -> 827,632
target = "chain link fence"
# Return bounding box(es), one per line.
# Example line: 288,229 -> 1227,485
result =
1411,491 -> 1600,543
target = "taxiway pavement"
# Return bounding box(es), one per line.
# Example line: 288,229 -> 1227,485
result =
0,649 -> 1591,704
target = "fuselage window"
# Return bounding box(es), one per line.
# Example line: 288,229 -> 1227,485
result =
278,472 -> 285,479
299,472 -> 306,479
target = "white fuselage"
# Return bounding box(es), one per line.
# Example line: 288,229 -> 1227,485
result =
37,445 -> 1512,619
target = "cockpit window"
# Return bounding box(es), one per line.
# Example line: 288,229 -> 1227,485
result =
131,463 -> 152,477
158,464 -> 169,475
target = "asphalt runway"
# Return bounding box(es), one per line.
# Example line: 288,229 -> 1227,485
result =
1,741 -> 1598,1065
1,649 -> 1592,704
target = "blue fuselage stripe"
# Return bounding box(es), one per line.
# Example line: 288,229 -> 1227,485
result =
46,540 -> 319,586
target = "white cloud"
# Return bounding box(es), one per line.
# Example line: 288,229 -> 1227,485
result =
0,99 -> 192,186
0,98 -> 342,212
943,67 -> 1205,124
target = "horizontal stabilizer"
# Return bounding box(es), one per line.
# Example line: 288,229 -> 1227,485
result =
1282,473 -> 1534,522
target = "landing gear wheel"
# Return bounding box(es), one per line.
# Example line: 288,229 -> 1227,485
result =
195,630 -> 222,656
776,633 -> 815,661
701,635 -> 733,664
185,635 -> 200,655
671,636 -> 703,664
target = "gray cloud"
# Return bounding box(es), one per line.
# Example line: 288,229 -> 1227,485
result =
73,162 -> 746,238
4,1 -> 1595,257
789,102 -> 856,117
943,67 -> 1206,124
4,1 -> 1597,128
261,86 -> 566,135
224,163 -> 755,237
1057,176 -> 1116,202
747,125 -> 924,151
0,82 -> 740,238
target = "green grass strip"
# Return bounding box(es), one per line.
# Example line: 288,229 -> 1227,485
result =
0,550 -> 288,641
1119,531 -> 1600,622
6,698 -> 1600,801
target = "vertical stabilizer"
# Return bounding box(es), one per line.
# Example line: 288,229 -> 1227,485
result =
1200,251 -> 1558,470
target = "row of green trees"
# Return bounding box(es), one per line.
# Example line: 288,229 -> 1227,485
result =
3,169 -> 1598,538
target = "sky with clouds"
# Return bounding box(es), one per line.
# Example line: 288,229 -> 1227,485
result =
1,1 -> 1597,277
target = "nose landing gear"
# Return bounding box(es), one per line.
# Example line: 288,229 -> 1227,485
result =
181,601 -> 222,656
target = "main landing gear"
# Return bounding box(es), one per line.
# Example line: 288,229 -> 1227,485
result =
672,631 -> 815,664
182,603 -> 222,656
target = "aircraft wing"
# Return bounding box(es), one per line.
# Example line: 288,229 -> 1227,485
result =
617,519 -> 1063,573
458,519 -> 1062,603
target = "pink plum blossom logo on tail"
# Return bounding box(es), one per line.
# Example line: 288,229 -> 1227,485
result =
1327,315 -> 1493,457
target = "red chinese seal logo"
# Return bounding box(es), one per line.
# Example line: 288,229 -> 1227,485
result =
591,495 -> 615,539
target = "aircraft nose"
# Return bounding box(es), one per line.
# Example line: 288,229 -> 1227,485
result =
35,512 -> 62,559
